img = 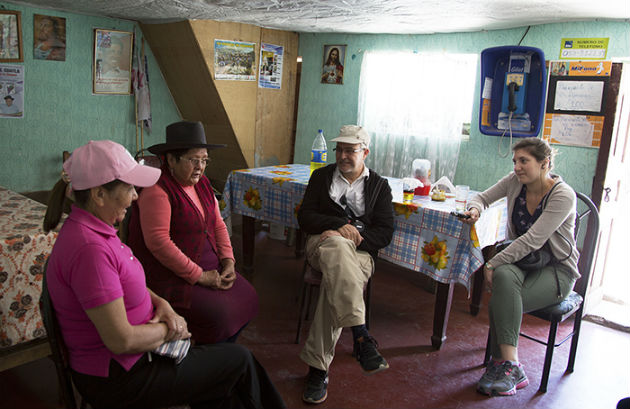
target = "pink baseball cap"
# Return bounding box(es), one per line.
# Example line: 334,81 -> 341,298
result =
63,140 -> 161,190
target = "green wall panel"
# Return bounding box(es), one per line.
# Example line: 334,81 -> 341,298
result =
0,2 -> 181,192
295,21 -> 630,196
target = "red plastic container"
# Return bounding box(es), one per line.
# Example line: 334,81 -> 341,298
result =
415,183 -> 431,196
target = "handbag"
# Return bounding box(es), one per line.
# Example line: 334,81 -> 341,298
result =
496,241 -> 553,271
495,181 -> 563,272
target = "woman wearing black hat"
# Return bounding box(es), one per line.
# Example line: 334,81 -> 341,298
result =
128,121 -> 259,345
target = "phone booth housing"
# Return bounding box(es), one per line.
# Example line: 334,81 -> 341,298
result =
479,46 -> 547,137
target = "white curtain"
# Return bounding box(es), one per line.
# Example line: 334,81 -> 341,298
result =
358,51 -> 478,181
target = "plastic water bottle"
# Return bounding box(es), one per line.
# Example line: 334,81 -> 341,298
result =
310,129 -> 327,175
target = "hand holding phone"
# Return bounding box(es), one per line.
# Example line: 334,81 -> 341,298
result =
450,210 -> 471,219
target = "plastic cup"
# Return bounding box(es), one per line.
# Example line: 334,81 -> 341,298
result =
403,189 -> 414,203
455,185 -> 469,211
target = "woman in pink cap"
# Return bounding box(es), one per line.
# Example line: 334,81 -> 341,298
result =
44,140 -> 285,408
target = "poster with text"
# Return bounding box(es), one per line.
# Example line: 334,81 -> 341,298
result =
0,63 -> 24,118
258,43 -> 283,89
214,39 -> 256,81
543,61 -> 611,147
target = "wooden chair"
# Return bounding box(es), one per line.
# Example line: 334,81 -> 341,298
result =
483,191 -> 600,392
40,261 -> 86,409
134,148 -> 163,169
295,258 -> 373,344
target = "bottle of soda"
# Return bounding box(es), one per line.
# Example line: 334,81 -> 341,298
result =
310,129 -> 327,175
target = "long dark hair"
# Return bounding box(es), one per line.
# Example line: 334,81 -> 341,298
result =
43,179 -> 125,233
325,47 -> 340,65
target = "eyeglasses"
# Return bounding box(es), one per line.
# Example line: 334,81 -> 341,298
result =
333,147 -> 364,155
182,157 -> 210,167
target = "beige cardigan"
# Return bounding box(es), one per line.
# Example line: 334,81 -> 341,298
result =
468,172 -> 580,279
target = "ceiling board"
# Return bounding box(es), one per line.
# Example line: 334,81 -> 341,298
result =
6,0 -> 630,34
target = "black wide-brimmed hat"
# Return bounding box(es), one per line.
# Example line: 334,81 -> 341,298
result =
147,121 -> 226,154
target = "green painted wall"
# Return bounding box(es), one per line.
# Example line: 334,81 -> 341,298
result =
0,2 -> 181,192
294,21 -> 630,196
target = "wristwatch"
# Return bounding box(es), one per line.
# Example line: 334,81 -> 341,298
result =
485,261 -> 494,270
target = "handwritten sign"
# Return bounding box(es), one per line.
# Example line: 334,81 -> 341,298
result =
550,115 -> 594,146
554,81 -> 604,112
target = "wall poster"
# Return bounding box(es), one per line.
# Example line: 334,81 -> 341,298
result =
33,14 -> 66,61
0,10 -> 23,63
0,63 -> 24,118
321,44 -> 345,84
258,43 -> 283,89
214,39 -> 256,81
93,29 -> 134,95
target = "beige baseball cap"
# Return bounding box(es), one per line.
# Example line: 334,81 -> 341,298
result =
330,125 -> 370,148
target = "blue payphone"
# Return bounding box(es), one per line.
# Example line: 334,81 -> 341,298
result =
479,46 -> 547,137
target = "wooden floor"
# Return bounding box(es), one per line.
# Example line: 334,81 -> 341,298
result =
1,217 -> 629,408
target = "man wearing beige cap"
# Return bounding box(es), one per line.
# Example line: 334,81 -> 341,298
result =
297,125 -> 394,404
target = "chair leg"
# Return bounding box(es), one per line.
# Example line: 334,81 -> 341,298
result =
483,328 -> 491,366
567,308 -> 584,373
539,320 -> 559,393
295,283 -> 309,344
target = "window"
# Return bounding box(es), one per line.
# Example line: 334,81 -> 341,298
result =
358,51 -> 478,180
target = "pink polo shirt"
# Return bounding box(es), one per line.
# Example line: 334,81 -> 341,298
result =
47,206 -> 153,377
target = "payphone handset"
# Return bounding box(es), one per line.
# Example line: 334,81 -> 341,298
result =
498,52 -> 533,132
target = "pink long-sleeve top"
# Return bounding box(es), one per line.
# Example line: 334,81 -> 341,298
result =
136,183 -> 234,285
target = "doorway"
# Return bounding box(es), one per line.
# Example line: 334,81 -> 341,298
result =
585,62 -> 630,331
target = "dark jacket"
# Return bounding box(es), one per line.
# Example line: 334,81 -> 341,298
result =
298,164 -> 394,259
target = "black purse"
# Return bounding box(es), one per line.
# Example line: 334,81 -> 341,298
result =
496,241 -> 553,271
495,182 -> 562,272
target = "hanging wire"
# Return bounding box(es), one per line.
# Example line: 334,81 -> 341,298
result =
517,26 -> 531,46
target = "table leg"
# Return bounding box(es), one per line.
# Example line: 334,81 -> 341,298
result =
431,281 -> 454,350
469,245 -> 497,316
242,215 -> 255,275
470,267 -> 484,316
295,229 -> 305,258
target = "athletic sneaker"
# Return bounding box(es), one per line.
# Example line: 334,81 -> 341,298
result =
484,361 -> 529,396
476,360 -> 502,395
353,336 -> 389,374
302,366 -> 328,404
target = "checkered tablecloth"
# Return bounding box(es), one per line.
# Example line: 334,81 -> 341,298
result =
221,164 -> 507,291
220,164 -> 310,228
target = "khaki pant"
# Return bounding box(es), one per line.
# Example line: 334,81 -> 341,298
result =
299,235 -> 374,371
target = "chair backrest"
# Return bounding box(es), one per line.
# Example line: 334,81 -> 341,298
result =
40,261 -> 79,409
134,148 -> 163,169
572,192 -> 600,298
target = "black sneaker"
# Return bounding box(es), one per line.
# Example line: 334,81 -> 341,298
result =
302,366 -> 328,404
353,336 -> 389,374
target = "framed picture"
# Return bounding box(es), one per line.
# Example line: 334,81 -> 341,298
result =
93,29 -> 133,95
0,10 -> 23,63
321,44 -> 346,85
33,14 -> 66,61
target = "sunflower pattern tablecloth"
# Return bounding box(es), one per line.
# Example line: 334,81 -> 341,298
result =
0,187 -> 58,349
220,164 -> 507,291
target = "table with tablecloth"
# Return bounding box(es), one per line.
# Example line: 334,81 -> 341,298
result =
220,164 -> 507,348
0,186 -> 57,365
